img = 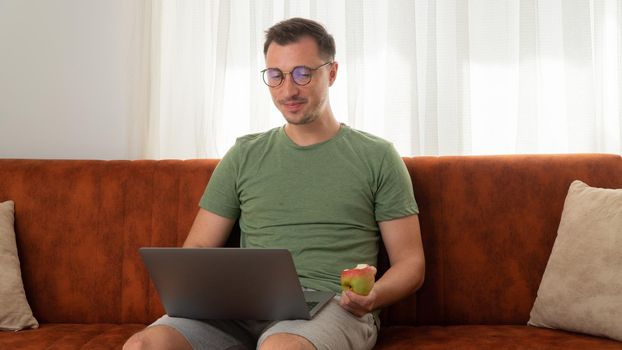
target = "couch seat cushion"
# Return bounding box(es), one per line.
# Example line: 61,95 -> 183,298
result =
376,325 -> 622,349
0,323 -> 145,349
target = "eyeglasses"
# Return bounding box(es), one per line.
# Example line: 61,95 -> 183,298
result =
260,62 -> 333,87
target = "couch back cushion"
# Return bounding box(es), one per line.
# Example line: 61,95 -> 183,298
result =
1,154 -> 621,326
385,154 -> 622,326
0,160 -> 214,324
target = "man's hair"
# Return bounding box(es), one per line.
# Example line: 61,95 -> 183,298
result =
263,17 -> 336,61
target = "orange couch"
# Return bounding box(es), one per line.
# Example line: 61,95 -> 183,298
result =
0,154 -> 621,349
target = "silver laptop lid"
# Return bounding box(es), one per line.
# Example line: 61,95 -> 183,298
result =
139,247 -> 333,320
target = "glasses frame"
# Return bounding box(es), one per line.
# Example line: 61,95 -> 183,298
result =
260,61 -> 333,87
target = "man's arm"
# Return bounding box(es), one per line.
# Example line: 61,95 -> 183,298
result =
183,208 -> 236,248
340,214 -> 425,316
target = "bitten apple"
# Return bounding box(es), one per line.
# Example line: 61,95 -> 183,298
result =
340,264 -> 377,296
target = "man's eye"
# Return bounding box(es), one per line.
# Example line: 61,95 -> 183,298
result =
268,70 -> 283,79
293,69 -> 311,78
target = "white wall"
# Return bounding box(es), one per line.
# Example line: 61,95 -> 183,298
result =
0,0 -> 140,159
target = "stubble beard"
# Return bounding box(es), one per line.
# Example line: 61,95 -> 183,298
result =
284,111 -> 319,125
281,95 -> 327,126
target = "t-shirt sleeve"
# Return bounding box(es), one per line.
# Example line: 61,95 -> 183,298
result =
198,143 -> 242,220
374,143 -> 419,222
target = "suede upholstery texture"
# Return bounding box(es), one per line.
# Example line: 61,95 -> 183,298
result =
0,154 -> 620,349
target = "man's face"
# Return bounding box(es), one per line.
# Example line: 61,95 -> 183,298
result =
264,36 -> 336,126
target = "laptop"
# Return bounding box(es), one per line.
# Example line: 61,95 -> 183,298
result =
139,247 -> 335,320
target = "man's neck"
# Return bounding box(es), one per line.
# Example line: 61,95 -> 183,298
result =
284,115 -> 341,147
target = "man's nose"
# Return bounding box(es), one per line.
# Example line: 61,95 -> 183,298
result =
281,74 -> 300,96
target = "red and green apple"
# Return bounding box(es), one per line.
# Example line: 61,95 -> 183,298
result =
340,264 -> 377,296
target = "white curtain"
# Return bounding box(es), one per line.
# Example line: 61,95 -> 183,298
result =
133,0 -> 622,158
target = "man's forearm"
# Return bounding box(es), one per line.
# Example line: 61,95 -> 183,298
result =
183,209 -> 235,248
372,256 -> 425,310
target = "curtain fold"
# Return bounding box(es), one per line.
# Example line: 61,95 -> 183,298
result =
134,0 -> 622,158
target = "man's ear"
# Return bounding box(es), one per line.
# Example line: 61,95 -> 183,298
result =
328,62 -> 339,86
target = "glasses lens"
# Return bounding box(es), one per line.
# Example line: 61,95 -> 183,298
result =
292,66 -> 312,85
263,68 -> 283,87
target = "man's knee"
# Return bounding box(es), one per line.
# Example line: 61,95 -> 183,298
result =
123,330 -> 148,350
259,333 -> 316,350
123,326 -> 191,350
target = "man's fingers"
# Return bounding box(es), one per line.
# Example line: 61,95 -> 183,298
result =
346,291 -> 366,303
339,291 -> 370,317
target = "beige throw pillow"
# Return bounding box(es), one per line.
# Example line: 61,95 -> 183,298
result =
0,200 -> 38,331
529,180 -> 622,341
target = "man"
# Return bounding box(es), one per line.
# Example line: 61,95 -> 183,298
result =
124,17 -> 424,350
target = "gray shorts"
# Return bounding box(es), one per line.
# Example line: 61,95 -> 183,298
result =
150,295 -> 377,350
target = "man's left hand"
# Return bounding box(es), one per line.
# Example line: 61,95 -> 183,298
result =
339,289 -> 377,317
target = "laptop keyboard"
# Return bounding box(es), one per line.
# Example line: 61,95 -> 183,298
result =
306,301 -> 319,311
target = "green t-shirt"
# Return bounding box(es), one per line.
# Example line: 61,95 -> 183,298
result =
200,124 -> 418,293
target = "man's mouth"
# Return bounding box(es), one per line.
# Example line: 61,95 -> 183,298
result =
281,99 -> 306,112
